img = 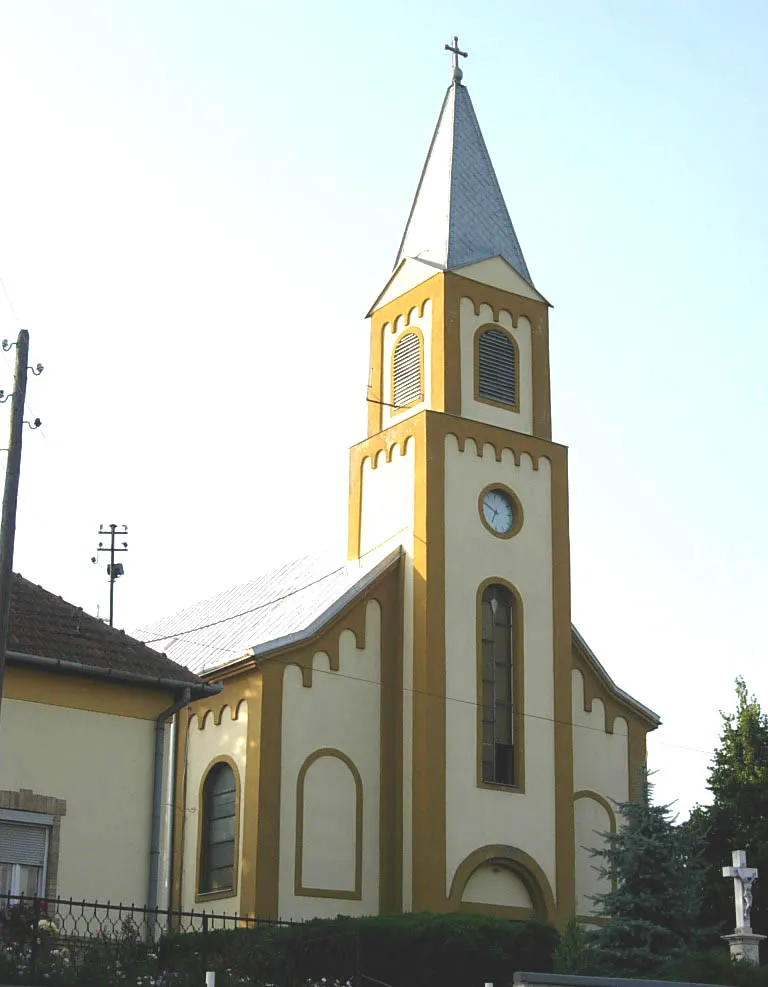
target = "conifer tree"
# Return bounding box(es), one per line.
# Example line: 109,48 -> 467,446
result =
683,678 -> 768,941
587,771 -> 706,976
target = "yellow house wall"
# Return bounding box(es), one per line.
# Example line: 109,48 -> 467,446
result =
0,697 -> 157,903
443,434 -> 557,899
278,600 -> 382,919
181,703 -> 248,914
380,302 -> 432,431
459,298 -> 534,434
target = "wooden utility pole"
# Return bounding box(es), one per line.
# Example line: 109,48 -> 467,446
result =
0,329 -> 31,724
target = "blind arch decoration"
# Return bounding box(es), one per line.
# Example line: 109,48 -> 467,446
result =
199,760 -> 238,895
480,583 -> 517,787
477,327 -> 518,408
392,331 -> 422,409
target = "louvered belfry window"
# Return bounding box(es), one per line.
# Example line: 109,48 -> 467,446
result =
393,332 -> 422,408
477,328 -> 517,407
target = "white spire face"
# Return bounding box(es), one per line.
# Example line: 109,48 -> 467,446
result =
394,82 -> 532,284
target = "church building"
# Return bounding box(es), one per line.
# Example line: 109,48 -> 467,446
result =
142,51 -> 660,927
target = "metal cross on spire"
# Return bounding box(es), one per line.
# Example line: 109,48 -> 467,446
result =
444,35 -> 468,83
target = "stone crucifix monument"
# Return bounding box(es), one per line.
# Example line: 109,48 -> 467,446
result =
722,849 -> 765,966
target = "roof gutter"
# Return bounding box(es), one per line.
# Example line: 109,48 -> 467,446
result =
5,649 -> 220,699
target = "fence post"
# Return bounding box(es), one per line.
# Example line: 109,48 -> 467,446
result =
201,912 -> 209,974
355,924 -> 362,987
30,897 -> 40,979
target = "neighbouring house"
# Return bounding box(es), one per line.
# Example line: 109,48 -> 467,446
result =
139,62 -> 661,927
0,574 -> 218,910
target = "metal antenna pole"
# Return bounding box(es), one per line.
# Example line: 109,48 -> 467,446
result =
108,524 -> 116,627
0,330 -> 30,722
92,524 -> 128,626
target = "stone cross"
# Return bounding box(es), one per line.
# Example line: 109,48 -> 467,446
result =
722,849 -> 758,931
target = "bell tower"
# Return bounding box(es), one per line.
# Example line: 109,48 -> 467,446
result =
347,46 -> 575,923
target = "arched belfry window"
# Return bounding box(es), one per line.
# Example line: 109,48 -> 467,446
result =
480,584 -> 517,786
476,327 -> 518,409
198,760 -> 237,895
392,331 -> 422,409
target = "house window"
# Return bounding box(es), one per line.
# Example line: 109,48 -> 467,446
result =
0,821 -> 48,900
199,762 -> 237,895
392,331 -> 422,409
480,584 -> 517,786
476,327 -> 518,409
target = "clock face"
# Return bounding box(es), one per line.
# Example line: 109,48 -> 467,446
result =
481,488 -> 516,536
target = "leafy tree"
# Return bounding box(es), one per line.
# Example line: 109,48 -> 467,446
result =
682,677 -> 768,943
587,770 -> 707,976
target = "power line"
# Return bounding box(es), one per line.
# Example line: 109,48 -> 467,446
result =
139,527 -> 413,644
0,277 -> 20,327
135,533 -> 714,759
139,566 -> 346,644
178,628 -> 714,758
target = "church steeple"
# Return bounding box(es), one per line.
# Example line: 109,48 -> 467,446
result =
394,49 -> 532,284
366,47 -> 552,442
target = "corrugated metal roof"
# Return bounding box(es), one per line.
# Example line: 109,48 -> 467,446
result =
135,550 -> 398,676
394,81 -> 531,283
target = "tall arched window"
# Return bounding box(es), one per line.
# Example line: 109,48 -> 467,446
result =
476,327 -> 518,409
480,584 -> 517,786
392,331 -> 422,409
198,761 -> 237,895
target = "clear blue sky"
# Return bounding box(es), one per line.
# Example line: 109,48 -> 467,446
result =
0,0 -> 766,816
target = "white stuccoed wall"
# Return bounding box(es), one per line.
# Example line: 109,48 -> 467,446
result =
182,703 -> 248,915
459,298 -> 534,434
278,600 -> 382,920
443,434 -> 556,899
356,438 -> 415,909
381,301 -> 432,431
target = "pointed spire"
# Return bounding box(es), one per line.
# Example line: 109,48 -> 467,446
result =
394,53 -> 532,284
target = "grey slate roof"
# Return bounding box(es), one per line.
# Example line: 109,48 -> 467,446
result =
394,81 -> 532,283
134,549 -> 400,676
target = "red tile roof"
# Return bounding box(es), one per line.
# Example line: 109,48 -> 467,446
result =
7,573 -> 202,686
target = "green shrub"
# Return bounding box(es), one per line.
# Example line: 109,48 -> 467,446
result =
162,911 -> 558,987
660,949 -> 768,985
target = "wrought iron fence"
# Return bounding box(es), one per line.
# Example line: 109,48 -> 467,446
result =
0,893 -> 292,984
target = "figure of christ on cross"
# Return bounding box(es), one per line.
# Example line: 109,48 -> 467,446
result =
723,849 -> 759,931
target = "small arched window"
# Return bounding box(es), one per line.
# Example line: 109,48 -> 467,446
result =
199,761 -> 237,894
476,327 -> 518,409
480,584 -> 517,786
392,332 -> 422,409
